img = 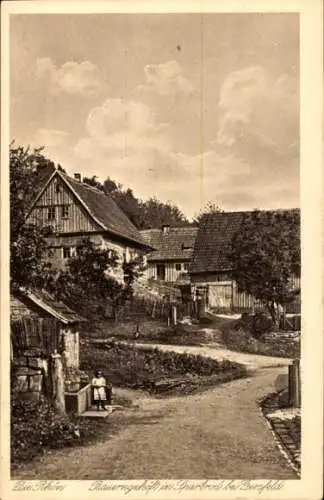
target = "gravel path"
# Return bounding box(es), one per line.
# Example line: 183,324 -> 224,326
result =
134,342 -> 291,370
13,367 -> 296,480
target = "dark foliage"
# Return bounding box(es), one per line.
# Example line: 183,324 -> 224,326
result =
83,175 -> 191,229
221,321 -> 300,358
10,143 -> 55,291
230,210 -> 300,324
11,393 -> 81,465
46,238 -> 144,316
192,201 -> 224,225
251,312 -> 274,337
80,342 -> 247,391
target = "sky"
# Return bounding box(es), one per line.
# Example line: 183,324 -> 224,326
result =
10,13 -> 299,219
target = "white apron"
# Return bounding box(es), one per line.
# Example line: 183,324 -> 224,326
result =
92,377 -> 106,401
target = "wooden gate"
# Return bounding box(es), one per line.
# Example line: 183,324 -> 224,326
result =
208,284 -> 232,309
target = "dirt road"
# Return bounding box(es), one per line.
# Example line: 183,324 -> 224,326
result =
133,342 -> 291,370
13,366 -> 296,480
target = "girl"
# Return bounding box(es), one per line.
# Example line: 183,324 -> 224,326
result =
91,370 -> 111,411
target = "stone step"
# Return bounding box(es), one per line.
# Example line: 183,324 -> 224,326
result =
79,410 -> 111,419
79,405 -> 124,418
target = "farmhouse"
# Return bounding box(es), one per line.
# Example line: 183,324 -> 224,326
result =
140,225 -> 198,284
190,210 -> 300,312
27,166 -> 153,282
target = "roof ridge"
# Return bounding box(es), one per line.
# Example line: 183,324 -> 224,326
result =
57,172 -> 151,248
61,173 -> 108,196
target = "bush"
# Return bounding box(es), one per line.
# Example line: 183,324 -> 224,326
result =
11,393 -> 81,465
251,312 -> 274,337
80,342 -> 247,391
221,325 -> 300,358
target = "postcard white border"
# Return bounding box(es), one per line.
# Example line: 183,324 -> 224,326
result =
1,1 -> 323,499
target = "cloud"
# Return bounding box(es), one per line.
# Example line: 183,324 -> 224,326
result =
73,96 -> 253,217
33,128 -> 71,166
140,60 -> 194,95
36,58 -> 101,96
35,128 -> 70,148
73,97 -> 210,215
217,66 -> 299,164
71,63 -> 299,219
86,98 -> 168,138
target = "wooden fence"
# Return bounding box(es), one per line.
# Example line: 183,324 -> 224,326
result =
11,317 -> 63,357
211,289 -> 300,315
115,294 -> 192,323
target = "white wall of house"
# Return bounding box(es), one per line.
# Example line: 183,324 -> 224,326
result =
28,173 -> 147,284
147,261 -> 190,282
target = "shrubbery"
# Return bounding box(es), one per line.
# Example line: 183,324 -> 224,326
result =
11,392 -> 81,465
222,324 -> 300,358
80,342 -> 247,391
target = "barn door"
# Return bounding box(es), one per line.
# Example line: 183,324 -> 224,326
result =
208,284 -> 232,310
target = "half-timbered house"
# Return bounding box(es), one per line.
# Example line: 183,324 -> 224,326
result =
190,209 -> 300,313
140,225 -> 198,284
27,167 -> 153,281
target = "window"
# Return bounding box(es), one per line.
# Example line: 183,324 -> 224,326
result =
183,263 -> 189,271
175,263 -> 182,271
129,250 -> 137,261
61,205 -> 70,218
63,247 -> 72,259
48,207 -> 56,221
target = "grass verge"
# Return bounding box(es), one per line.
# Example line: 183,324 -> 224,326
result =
80,341 -> 248,395
221,327 -> 300,358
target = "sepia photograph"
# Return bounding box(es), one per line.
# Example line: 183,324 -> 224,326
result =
1,1 -> 323,498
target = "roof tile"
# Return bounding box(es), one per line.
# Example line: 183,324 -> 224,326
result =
141,227 -> 198,261
190,209 -> 300,274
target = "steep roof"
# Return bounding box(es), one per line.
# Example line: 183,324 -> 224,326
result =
31,168 -> 152,249
140,226 -> 198,261
190,209 -> 300,274
13,289 -> 86,324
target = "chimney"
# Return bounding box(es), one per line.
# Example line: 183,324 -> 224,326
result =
74,173 -> 81,182
161,224 -> 170,234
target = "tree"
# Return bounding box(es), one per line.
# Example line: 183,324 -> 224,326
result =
10,143 -> 54,291
47,239 -> 122,306
193,201 -> 223,225
229,210 -> 300,325
122,254 -> 147,294
82,175 -> 103,191
83,175 -> 190,229
139,197 -> 189,229
47,239 -> 145,317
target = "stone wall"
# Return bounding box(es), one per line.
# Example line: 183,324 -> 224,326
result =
12,354 -> 48,401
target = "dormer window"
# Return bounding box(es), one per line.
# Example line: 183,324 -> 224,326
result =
48,207 -> 56,221
61,205 -> 70,218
